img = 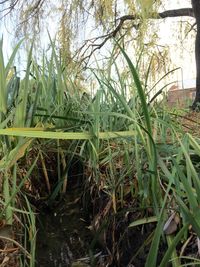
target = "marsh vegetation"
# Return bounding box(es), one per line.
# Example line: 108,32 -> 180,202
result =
0,38 -> 200,267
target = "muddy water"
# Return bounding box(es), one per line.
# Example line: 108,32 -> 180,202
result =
36,189 -> 94,267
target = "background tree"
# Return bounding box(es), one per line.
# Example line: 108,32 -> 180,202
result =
1,0 -> 199,107
191,0 -> 200,108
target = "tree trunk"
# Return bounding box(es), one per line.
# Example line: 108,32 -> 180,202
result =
191,0 -> 200,109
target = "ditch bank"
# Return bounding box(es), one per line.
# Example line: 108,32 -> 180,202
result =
23,151 -> 164,266
35,185 -> 162,267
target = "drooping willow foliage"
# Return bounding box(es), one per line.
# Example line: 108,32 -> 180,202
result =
0,0 -> 194,88
1,0 -> 161,52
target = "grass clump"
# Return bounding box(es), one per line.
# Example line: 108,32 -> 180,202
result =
0,38 -> 200,267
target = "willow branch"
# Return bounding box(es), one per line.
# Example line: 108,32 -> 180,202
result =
77,8 -> 194,64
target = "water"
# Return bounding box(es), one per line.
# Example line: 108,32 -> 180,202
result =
36,188 -> 93,267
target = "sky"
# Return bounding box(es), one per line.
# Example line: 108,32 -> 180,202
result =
158,0 -> 196,88
161,0 -> 191,9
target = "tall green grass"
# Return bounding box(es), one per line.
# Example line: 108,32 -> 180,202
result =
1,37 -> 200,267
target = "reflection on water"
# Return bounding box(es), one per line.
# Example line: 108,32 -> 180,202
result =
36,189 -> 92,267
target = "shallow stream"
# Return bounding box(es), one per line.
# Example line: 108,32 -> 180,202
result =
35,188 -> 94,267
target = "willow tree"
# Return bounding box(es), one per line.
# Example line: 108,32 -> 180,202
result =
1,0 -> 199,107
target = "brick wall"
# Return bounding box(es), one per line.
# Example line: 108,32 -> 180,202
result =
167,87 -> 196,107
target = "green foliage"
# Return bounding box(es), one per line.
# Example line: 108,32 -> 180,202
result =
1,37 -> 200,267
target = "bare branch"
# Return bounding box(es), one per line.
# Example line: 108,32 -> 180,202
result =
158,8 -> 194,18
76,8 -> 194,65
0,0 -> 10,4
